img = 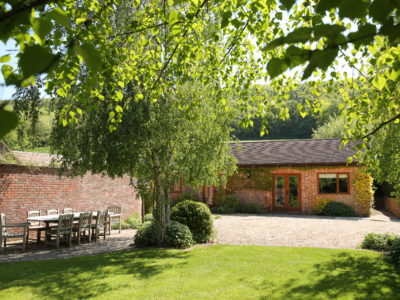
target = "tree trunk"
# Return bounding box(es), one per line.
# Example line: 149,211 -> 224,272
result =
152,151 -> 170,245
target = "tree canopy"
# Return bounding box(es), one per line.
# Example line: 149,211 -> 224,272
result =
1,0 -> 400,229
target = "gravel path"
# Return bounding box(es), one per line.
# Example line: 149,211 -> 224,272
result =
213,211 -> 400,249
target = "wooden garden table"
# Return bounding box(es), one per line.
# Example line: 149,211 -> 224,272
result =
27,211 -> 115,238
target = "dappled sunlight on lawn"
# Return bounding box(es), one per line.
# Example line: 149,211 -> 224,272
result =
0,245 -> 399,300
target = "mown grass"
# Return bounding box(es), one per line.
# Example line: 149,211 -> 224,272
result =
0,245 -> 399,300
24,146 -> 52,154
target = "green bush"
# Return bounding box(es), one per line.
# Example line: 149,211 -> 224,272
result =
133,222 -> 157,247
144,213 -> 154,222
165,221 -> 194,249
211,206 -> 235,214
237,203 -> 264,214
361,233 -> 396,251
112,215 -> 142,230
388,237 -> 400,269
322,202 -> 354,217
212,194 -> 239,214
171,200 -> 213,244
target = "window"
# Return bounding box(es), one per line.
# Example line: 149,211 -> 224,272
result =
318,173 -> 349,194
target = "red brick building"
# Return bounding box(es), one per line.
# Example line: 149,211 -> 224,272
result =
197,139 -> 373,216
0,151 -> 141,223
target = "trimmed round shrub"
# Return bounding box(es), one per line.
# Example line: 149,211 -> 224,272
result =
361,233 -> 396,251
171,200 -> 213,244
144,213 -> 154,222
388,236 -> 400,268
322,202 -> 354,217
165,221 -> 194,249
133,221 -> 156,247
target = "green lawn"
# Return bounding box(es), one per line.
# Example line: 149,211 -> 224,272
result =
0,245 -> 399,300
24,147 -> 52,154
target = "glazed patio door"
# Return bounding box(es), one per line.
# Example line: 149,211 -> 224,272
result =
273,174 -> 301,210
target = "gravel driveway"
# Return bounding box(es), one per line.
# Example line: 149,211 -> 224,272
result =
213,211 -> 400,249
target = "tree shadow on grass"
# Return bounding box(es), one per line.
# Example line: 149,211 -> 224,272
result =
0,248 -> 189,299
260,252 -> 400,300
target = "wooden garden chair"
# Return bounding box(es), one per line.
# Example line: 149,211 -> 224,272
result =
27,210 -> 46,243
92,210 -> 108,242
73,212 -> 92,245
107,205 -> 122,234
0,213 -> 29,252
46,209 -> 59,215
46,209 -> 60,228
45,214 -> 74,249
63,208 -> 74,214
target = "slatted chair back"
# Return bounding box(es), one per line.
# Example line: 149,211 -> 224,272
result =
27,210 -> 41,227
96,209 -> 108,228
107,206 -> 121,215
0,213 -> 5,236
64,208 -> 74,214
47,209 -> 59,215
78,212 -> 92,229
58,214 -> 74,233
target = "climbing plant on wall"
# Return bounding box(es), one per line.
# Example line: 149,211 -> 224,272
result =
353,169 -> 374,216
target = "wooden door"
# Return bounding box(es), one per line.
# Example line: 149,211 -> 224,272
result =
273,174 -> 301,211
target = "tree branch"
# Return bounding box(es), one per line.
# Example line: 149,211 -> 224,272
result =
220,19 -> 249,64
151,0 -> 209,90
109,21 -> 186,39
0,0 -> 51,23
363,112 -> 400,139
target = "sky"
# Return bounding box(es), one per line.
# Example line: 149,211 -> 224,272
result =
0,40 -> 19,100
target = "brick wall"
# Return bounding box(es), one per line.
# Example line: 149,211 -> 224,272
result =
225,165 -> 363,215
385,197 -> 400,218
0,164 -> 141,223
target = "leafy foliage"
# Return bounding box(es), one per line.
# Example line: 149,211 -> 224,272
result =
353,169 -> 374,216
313,198 -> 332,215
170,200 -> 213,244
144,214 -> 154,223
213,194 -> 240,214
165,221 -> 194,249
312,115 -> 346,139
361,233 -> 396,251
388,237 -> 400,269
133,221 -> 156,248
322,202 -> 354,217
177,191 -> 199,202
113,215 -> 142,230
236,203 -> 264,214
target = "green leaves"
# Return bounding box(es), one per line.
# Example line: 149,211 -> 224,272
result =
76,43 -> 101,72
348,24 -> 376,49
369,0 -> 396,23
280,0 -> 296,10
285,27 -> 312,44
19,45 -> 58,78
267,58 -> 288,78
0,108 -> 18,139
338,0 -> 369,20
221,11 -> 232,28
47,7 -> 70,28
0,55 -> 10,63
32,17 -> 52,42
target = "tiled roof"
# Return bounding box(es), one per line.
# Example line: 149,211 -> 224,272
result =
231,139 -> 357,166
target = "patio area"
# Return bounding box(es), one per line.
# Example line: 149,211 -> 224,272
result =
0,229 -> 136,263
